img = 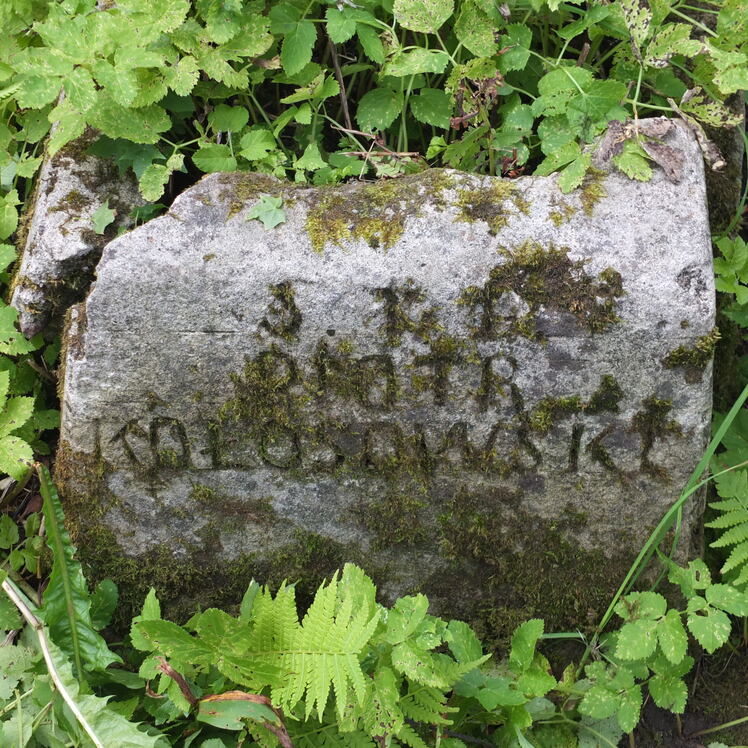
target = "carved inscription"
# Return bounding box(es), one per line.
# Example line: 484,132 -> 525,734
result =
104,273 -> 683,482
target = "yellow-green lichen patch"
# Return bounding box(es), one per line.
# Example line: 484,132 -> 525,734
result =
578,168 -> 607,216
455,180 -> 530,235
460,241 -> 624,342
305,169 -> 457,252
548,199 -> 576,226
49,189 -> 93,214
663,327 -> 720,383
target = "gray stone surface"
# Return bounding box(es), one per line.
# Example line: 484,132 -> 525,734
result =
57,120 -> 715,624
11,130 -> 144,338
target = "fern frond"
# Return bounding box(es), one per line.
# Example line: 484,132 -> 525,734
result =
400,684 -> 454,726
706,510 -> 748,529
710,498 -> 748,512
710,522 -> 748,548
723,541 -> 748,574
395,722 -> 430,748
291,721 -> 376,747
732,564 -> 748,588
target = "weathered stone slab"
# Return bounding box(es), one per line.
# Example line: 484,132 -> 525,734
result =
11,130 -> 143,338
57,121 -> 715,634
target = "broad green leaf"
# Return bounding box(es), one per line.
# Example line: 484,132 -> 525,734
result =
668,558 -> 711,596
295,143 -> 326,172
0,645 -> 34,699
15,74 -> 63,109
579,685 -> 619,720
209,104 -> 249,133
386,594 -> 430,645
0,435 -> 32,480
620,0 -> 652,56
37,464 -> 121,673
499,24 -> 533,73
135,619 -> 216,662
356,88 -> 402,132
616,619 -> 658,660
326,7 -> 357,43
614,591 -> 668,621
64,66 -> 97,111
0,593 -> 22,630
281,20 -> 317,76
656,610 -> 688,664
92,200 -> 116,234
0,244 -> 16,272
393,0 -> 453,33
617,685 -> 642,733
192,144 -> 237,173
411,88 -> 452,129
246,195 -> 287,229
90,579 -> 118,630
130,588 -> 161,651
648,673 -> 688,713
384,49 -> 449,77
357,24 -> 385,63
0,396 -> 34,437
197,695 -> 278,731
0,513 -> 19,548
476,676 -> 527,709
706,583 -> 748,616
446,619 -> 483,663
164,56 -> 200,96
0,203 -> 18,241
455,1 -> 496,57
509,618 -> 543,673
240,129 -> 277,161
0,369 -> 8,406
139,163 -> 170,202
687,607 -> 732,653
89,101 -> 171,144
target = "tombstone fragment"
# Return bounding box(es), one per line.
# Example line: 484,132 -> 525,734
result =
57,122 -> 715,634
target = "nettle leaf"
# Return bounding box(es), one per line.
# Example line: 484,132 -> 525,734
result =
246,195 -> 287,229
410,88 -> 452,129
209,104 -> 250,133
356,88 -> 402,132
384,49 -> 449,77
326,7 -> 357,43
91,200 -> 116,235
281,20 -> 317,76
613,139 -> 653,181
687,607 -> 732,653
192,144 -> 238,173
393,0 -> 454,34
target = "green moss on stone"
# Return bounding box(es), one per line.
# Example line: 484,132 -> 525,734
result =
579,168 -> 607,216
455,180 -> 530,235
549,200 -> 576,226
663,327 -> 720,383
305,169 -> 457,252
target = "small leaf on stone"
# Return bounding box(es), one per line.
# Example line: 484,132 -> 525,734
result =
246,195 -> 287,229
91,199 -> 116,235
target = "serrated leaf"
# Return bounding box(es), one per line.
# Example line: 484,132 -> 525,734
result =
0,436 -> 32,481
356,88 -> 402,132
357,24 -> 384,63
89,101 -> 171,144
0,202 -> 18,241
326,7 -> 357,43
509,618 -> 544,673
295,143 -> 326,172
0,244 -> 15,272
557,152 -> 591,193
393,0 -> 453,33
579,685 -> 619,720
649,673 -> 688,713
139,164 -> 170,202
657,610 -> 688,664
0,593 -> 22,630
164,55 -> 200,96
616,619 -> 658,660
687,607 -> 732,653
192,144 -> 237,173
613,139 -> 653,181
281,20 -> 317,76
240,129 -> 277,161
246,195 -> 287,229
410,88 -> 452,129
0,645 -> 35,699
65,66 -> 97,111
0,513 -> 19,548
617,685 -> 642,733
706,583 -> 748,615
92,200 -> 116,234
0,396 -> 34,437
455,1 -> 496,57
498,24 -> 533,73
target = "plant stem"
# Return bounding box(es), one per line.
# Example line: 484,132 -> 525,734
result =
689,713 -> 748,739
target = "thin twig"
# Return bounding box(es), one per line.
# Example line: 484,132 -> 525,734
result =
1,577 -> 104,748
327,37 -> 352,131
